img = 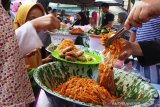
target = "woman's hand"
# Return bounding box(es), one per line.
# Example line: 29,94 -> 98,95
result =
31,14 -> 60,32
118,39 -> 143,60
42,55 -> 53,64
125,0 -> 160,30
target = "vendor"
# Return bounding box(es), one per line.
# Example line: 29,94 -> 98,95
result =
73,12 -> 89,26
100,3 -> 114,28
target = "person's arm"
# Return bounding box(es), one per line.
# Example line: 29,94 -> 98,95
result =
119,39 -> 143,60
137,40 -> 160,66
119,39 -> 160,66
15,21 -> 43,56
129,31 -> 136,42
15,14 -> 60,56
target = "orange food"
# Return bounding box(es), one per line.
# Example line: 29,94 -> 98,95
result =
98,32 -> 125,95
56,39 -> 77,51
56,39 -> 92,62
52,34 -> 125,106
53,77 -> 116,106
70,28 -> 84,34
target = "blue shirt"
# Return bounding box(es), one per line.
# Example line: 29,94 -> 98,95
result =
133,17 -> 160,41
131,17 -> 160,84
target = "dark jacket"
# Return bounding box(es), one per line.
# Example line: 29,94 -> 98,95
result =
137,40 -> 160,66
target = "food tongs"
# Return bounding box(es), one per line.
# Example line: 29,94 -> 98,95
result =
105,28 -> 126,47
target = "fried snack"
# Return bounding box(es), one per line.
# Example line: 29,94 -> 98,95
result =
57,39 -> 92,62
56,39 -> 77,51
86,56 -> 93,61
65,56 -> 77,62
65,50 -> 78,57
53,77 -> 116,106
71,28 -> 84,34
61,46 -> 73,54
59,52 -> 65,58
76,51 -> 84,57
77,56 -> 87,62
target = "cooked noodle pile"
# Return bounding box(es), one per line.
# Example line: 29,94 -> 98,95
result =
99,32 -> 125,95
53,77 -> 116,106
101,32 -> 125,62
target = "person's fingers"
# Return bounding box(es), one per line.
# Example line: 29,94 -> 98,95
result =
124,6 -> 136,30
131,6 -> 144,27
118,51 -> 129,60
139,8 -> 151,23
50,15 -> 60,29
133,6 -> 141,23
125,18 -> 142,28
141,6 -> 159,23
124,19 -> 130,30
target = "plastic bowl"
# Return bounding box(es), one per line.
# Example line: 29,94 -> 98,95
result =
34,62 -> 159,107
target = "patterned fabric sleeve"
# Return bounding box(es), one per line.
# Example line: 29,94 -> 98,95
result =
0,1 -> 35,106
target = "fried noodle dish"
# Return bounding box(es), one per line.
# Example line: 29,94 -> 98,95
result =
52,33 -> 125,106
99,32 -> 125,95
53,77 -> 116,106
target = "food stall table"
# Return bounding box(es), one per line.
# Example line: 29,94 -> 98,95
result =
49,29 -> 89,48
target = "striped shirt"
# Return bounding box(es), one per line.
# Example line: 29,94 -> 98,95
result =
136,17 -> 160,41
132,17 -> 160,84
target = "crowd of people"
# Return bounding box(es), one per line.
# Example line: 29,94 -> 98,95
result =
1,0 -> 160,106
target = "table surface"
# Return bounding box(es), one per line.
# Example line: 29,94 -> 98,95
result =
35,83 -> 160,107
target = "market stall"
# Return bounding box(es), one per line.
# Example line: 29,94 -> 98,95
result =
9,1 -> 160,107
33,27 -> 160,107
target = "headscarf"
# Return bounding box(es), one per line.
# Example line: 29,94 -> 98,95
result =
14,3 -> 45,70
14,2 -> 45,29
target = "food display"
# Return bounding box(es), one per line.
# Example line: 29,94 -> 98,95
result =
34,27 -> 159,107
52,33 -> 125,106
56,39 -> 92,62
70,28 -> 84,35
88,27 -> 109,35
